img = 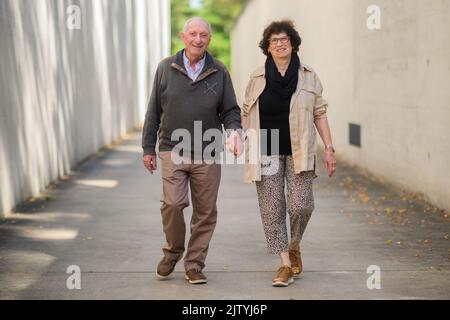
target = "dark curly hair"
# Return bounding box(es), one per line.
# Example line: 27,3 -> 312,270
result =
259,20 -> 302,56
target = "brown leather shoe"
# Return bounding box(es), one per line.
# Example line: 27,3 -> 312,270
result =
156,257 -> 180,280
289,248 -> 303,278
185,269 -> 208,284
272,266 -> 294,287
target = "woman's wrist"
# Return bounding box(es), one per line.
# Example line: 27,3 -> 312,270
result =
324,144 -> 335,153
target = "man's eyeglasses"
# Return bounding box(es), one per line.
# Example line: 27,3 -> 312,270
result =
269,36 -> 290,46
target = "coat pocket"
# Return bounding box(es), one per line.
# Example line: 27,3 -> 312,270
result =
299,86 -> 316,112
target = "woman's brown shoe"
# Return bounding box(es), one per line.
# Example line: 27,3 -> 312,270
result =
289,248 -> 303,278
272,266 -> 294,287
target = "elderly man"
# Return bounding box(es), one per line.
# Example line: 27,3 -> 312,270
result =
142,17 -> 242,284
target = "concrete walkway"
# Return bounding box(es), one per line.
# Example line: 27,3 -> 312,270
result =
0,131 -> 449,300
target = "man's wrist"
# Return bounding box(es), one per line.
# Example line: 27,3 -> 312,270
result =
143,147 -> 156,156
228,128 -> 244,139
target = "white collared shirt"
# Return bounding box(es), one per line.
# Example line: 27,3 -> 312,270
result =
183,51 -> 206,81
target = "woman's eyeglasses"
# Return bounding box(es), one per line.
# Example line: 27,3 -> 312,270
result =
269,36 -> 290,45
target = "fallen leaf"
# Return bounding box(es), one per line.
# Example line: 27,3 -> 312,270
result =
423,239 -> 430,244
357,191 -> 370,204
444,234 -> 449,240
387,240 -> 393,245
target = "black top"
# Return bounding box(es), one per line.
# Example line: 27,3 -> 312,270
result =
259,85 -> 292,156
258,54 -> 300,156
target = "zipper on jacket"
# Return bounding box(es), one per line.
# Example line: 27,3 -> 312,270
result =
171,63 -> 218,85
171,63 -> 189,78
194,68 -> 218,83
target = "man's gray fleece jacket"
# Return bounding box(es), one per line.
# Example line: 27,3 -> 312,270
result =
142,50 -> 242,157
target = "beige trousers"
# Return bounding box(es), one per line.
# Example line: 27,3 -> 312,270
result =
158,151 -> 221,272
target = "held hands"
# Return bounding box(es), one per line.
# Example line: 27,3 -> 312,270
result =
143,154 -> 157,174
225,130 -> 244,157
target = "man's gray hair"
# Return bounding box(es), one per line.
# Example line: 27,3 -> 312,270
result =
183,17 -> 212,35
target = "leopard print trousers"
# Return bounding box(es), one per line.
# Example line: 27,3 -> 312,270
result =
256,155 -> 317,254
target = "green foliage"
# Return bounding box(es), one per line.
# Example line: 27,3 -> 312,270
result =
171,0 -> 247,70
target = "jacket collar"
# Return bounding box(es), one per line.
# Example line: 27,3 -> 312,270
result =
174,49 -> 215,71
172,49 -> 218,82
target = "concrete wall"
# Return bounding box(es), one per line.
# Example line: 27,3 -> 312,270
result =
0,0 -> 170,218
232,0 -> 450,210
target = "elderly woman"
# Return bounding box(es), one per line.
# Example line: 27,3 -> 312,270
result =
241,20 -> 336,287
